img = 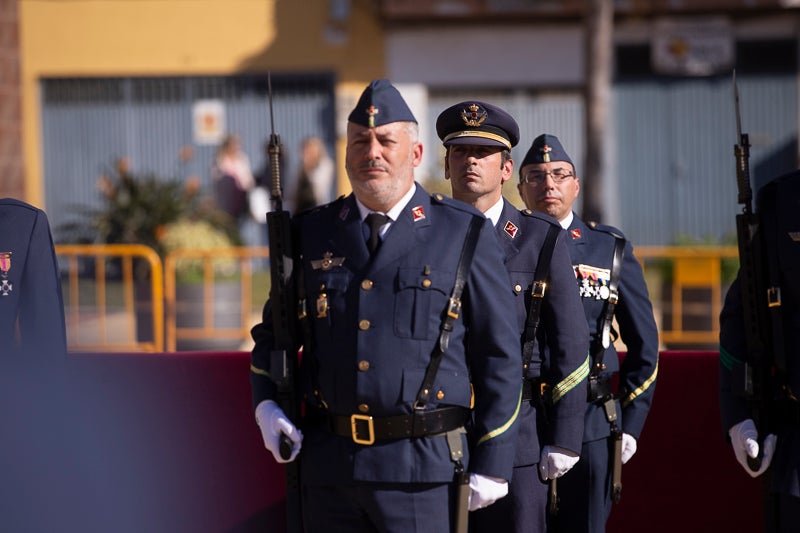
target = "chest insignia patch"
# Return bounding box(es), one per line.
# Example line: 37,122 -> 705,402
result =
311,252 -> 345,271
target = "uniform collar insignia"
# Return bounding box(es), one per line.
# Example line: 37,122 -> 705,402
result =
503,220 -> 518,238
311,252 -> 345,271
570,228 -> 582,240
339,204 -> 350,220
412,205 -> 426,222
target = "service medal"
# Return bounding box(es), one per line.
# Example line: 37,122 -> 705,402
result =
0,252 -> 12,296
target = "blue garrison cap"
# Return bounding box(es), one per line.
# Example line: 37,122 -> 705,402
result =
436,101 -> 519,150
520,134 -> 574,170
348,79 -> 417,128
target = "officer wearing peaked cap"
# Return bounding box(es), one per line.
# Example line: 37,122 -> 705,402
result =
250,81 -> 522,532
438,102 -> 590,533
518,134 -> 659,533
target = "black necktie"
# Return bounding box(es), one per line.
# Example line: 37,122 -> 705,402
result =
366,213 -> 389,255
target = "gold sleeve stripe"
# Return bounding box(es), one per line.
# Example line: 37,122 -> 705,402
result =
622,356 -> 659,407
250,364 -> 271,378
476,387 -> 522,446
551,354 -> 591,404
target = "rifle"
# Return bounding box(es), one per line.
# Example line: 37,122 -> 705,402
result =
266,73 -> 302,532
731,70 -> 772,471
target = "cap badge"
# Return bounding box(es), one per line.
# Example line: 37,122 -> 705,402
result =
461,103 -> 487,128
570,228 -> 582,240
412,205 -> 426,222
0,251 -> 12,296
789,231 -> 800,242
503,221 -> 519,239
367,105 -> 379,128
540,144 -> 552,163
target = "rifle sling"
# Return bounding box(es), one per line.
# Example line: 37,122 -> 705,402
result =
414,216 -> 483,410
521,224 -> 562,376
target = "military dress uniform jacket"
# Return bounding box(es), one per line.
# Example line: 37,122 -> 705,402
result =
565,214 -> 659,443
719,170 -> 800,497
496,200 -> 589,464
251,185 -> 522,485
0,199 -> 66,358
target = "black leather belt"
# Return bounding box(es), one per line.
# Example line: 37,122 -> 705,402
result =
316,406 -> 469,445
522,378 -> 545,402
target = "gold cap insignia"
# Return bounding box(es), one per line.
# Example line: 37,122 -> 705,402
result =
540,144 -> 552,163
367,105 -> 379,128
460,103 -> 487,127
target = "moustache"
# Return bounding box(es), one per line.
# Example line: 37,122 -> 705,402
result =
360,160 -> 389,172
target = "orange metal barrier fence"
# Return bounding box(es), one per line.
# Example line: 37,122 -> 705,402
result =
636,245 -> 739,348
56,244 -> 738,352
56,244 -> 164,352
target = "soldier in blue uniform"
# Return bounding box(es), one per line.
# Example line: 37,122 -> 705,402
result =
1,198 -> 69,530
0,198 -> 66,358
719,169 -> 800,532
250,80 -> 522,533
518,134 -> 659,533
436,102 -> 590,533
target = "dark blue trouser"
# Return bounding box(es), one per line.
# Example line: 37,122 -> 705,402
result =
469,462 -> 548,533
303,481 -> 453,533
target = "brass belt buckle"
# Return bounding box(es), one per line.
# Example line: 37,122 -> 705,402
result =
447,297 -> 461,319
532,280 -> 547,299
767,286 -> 782,308
350,414 -> 375,445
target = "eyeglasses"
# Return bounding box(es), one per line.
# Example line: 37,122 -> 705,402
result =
521,168 -> 574,185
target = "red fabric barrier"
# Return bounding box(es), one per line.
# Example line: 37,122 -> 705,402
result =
21,350 -> 759,532
607,351 -> 762,532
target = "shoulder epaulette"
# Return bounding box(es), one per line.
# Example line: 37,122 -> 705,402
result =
294,195 -> 345,220
430,193 -> 484,218
587,220 -> 625,240
520,208 -> 561,228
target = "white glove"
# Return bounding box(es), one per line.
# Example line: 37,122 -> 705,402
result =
539,445 -> 580,480
468,473 -> 508,511
728,418 -> 776,478
255,400 -> 303,463
621,433 -> 637,464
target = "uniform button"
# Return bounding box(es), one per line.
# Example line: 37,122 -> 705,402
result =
358,403 -> 369,413
359,319 -> 371,330
421,279 -> 432,288
436,390 -> 445,400
361,279 -> 374,291
514,284 -> 522,293
358,360 -> 370,372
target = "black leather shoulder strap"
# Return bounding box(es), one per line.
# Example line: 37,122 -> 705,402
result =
521,224 -> 561,375
415,216 -> 483,410
591,235 -> 626,372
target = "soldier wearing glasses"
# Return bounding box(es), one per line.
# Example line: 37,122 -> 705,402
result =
517,134 -> 659,533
